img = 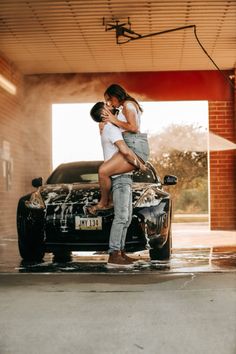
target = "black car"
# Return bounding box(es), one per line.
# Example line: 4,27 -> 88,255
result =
17,161 -> 177,262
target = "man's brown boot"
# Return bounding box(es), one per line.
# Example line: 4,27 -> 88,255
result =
107,251 -> 134,268
121,251 -> 148,265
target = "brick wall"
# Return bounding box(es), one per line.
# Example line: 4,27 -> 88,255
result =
0,54 -> 52,239
209,99 -> 236,229
0,55 -> 24,238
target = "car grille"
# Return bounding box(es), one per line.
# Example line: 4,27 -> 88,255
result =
45,203 -> 113,236
44,203 -> 146,249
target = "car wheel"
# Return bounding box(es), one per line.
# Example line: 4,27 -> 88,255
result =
149,226 -> 172,261
17,202 -> 45,262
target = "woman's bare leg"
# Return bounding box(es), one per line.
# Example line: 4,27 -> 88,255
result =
88,153 -> 134,214
98,152 -> 134,207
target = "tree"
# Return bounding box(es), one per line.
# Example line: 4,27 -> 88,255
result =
149,124 -> 208,213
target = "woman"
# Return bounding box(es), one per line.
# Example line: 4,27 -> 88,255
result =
103,84 -> 149,163
89,84 -> 150,214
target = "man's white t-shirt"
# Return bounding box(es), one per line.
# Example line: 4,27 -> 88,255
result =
100,122 -> 132,179
101,122 -> 123,161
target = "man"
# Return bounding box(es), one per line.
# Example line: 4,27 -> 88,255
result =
90,102 -> 145,268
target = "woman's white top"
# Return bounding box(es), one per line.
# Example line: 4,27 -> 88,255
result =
117,101 -> 141,132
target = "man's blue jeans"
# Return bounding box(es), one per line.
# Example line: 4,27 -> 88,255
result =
109,174 -> 133,254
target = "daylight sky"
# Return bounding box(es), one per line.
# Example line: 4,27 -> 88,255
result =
52,101 -> 208,168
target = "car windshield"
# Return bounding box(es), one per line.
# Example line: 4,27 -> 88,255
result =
47,162 -> 157,184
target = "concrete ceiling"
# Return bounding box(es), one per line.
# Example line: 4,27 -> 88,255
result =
0,0 -> 235,75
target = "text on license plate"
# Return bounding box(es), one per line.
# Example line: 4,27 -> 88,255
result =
75,217 -> 102,230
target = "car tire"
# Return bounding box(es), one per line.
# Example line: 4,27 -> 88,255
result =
17,202 -> 45,262
149,226 -> 172,261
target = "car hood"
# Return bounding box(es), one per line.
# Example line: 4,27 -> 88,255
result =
39,183 -> 100,206
39,182 -> 152,206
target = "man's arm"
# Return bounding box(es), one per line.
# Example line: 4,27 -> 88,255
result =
114,140 -> 146,171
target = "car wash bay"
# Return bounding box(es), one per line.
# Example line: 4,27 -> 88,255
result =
0,1 -> 236,353
1,56 -> 236,354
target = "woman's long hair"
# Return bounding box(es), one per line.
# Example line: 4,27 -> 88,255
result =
104,84 -> 143,112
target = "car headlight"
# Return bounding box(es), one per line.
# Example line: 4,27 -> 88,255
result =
25,191 -> 46,209
134,189 -> 162,208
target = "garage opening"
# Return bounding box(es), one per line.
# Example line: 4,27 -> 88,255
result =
52,101 -> 209,223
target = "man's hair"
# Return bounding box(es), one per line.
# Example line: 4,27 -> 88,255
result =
90,102 -> 105,122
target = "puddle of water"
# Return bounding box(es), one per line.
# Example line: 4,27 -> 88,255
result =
15,250 -> 236,274
0,239 -> 235,274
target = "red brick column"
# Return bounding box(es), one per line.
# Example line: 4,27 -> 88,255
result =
209,97 -> 236,229
0,54 -> 52,239
0,55 -> 24,238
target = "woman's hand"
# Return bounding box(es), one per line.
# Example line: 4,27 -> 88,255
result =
138,161 -> 147,172
102,102 -> 139,133
101,107 -> 118,125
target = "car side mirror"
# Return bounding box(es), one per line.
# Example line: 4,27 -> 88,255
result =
163,175 -> 178,185
32,177 -> 43,188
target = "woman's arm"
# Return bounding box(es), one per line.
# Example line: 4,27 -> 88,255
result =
102,101 -> 139,133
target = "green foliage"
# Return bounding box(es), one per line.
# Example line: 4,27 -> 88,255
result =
174,178 -> 208,213
149,124 -> 208,214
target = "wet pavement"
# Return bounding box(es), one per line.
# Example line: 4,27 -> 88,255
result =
0,223 -> 235,274
1,271 -> 235,354
1,223 -> 235,354
12,248 -> 236,273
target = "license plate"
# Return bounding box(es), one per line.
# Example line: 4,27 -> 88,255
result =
75,216 -> 102,230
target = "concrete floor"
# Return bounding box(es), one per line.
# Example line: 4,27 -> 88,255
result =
0,272 -> 235,354
0,222 -> 235,354
172,222 -> 236,248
